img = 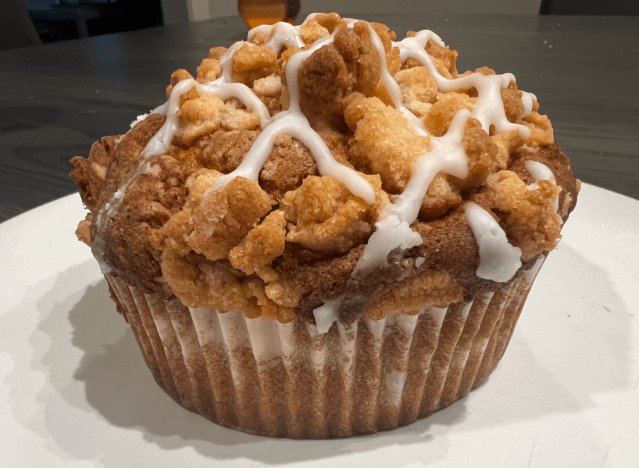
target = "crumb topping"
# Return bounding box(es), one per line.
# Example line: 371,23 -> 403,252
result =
70,13 -> 578,327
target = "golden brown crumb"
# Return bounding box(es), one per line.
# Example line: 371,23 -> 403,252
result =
196,57 -> 221,83
426,40 -> 459,78
229,210 -> 286,274
474,170 -> 562,260
423,92 -> 476,137
345,94 -> 432,194
501,82 -> 524,123
179,175 -> 274,261
299,19 -> 329,45
232,43 -> 277,85
166,69 -> 193,99
366,269 -> 463,319
283,175 -> 373,253
75,216 -> 92,245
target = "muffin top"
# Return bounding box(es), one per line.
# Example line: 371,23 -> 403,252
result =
71,13 -> 579,329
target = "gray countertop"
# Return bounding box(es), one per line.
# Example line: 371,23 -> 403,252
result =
1,14 -> 638,223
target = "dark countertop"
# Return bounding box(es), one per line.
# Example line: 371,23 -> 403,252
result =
1,14 -> 638,223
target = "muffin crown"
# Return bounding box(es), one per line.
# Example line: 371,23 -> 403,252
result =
71,13 -> 579,328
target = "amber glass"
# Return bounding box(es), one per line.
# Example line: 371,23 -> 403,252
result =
238,0 -> 301,29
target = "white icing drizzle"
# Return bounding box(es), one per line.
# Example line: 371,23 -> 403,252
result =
144,79 -> 272,158
92,25 -> 375,269
521,91 -> 537,118
92,15 -> 541,326
352,26 -> 535,280
390,109 -> 470,223
218,41 -> 248,82
394,31 -> 531,140
526,159 -> 559,211
464,202 -> 522,282
207,112 -> 375,203
248,22 -> 305,51
354,108 -> 471,275
153,101 -> 169,115
130,113 -> 149,129
142,78 -> 192,157
525,159 -> 554,182
368,24 -> 401,109
367,23 -> 428,135
312,296 -> 342,334
205,29 -> 376,204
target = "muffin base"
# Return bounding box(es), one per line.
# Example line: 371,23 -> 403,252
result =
105,257 -> 544,438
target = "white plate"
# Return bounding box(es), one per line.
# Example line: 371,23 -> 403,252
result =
1,184 -> 638,468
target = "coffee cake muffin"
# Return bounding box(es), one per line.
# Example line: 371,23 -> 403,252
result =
70,13 -> 579,438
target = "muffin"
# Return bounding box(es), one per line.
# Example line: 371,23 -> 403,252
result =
70,12 -> 579,438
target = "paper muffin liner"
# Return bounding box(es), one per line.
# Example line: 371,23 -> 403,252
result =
105,257 -> 544,438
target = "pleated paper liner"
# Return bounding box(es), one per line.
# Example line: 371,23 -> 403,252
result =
105,256 -> 544,438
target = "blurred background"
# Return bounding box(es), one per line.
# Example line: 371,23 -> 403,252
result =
11,0 -> 636,48
1,0 -> 637,221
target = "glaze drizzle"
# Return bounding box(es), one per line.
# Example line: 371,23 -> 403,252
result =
93,15 -> 536,319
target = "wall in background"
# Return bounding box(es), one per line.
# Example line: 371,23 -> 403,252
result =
161,0 -> 190,24
298,0 -> 542,17
22,0 -> 545,27
199,0 -> 542,21
176,0 -> 235,22
203,0 -> 236,20
23,0 -> 55,8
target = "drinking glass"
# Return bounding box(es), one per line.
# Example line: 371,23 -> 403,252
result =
238,0 -> 301,29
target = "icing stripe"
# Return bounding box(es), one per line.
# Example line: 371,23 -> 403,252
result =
205,28 -> 376,204
526,159 -> 559,211
525,160 -> 554,182
354,108 -> 471,275
93,15 -> 539,315
464,202 -> 522,283
394,31 -> 532,140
